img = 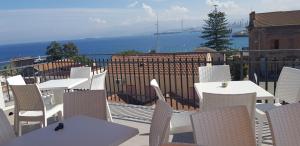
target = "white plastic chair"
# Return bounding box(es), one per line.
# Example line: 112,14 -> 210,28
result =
191,106 -> 256,146
198,65 -> 231,82
10,84 -> 63,136
201,92 -> 257,130
7,75 -> 26,85
0,109 -> 16,145
149,100 -> 173,146
90,71 -> 107,90
63,90 -> 110,121
256,67 -> 300,146
70,67 -> 91,90
254,72 -> 258,84
267,103 -> 300,146
7,75 -> 53,133
150,79 -> 194,134
89,71 -> 112,122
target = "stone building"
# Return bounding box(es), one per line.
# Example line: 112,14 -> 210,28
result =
248,10 -> 300,79
248,10 -> 300,59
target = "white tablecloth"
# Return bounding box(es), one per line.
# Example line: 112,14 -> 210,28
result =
4,116 -> 139,146
38,78 -> 88,104
194,81 -> 274,102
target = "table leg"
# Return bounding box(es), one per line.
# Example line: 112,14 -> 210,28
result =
52,89 -> 64,105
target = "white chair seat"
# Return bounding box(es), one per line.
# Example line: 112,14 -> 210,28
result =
170,112 -> 195,134
19,104 -> 63,118
19,111 -> 43,117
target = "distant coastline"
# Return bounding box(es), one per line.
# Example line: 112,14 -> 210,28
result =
0,32 -> 248,61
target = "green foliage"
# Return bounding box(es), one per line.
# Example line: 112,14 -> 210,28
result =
46,41 -> 80,61
0,64 -> 18,76
119,50 -> 142,55
72,55 -> 93,65
45,41 -> 92,65
201,7 -> 232,51
46,41 -> 63,61
63,42 -> 79,58
230,61 -> 248,80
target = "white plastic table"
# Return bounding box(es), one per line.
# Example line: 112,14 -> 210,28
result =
38,78 -> 88,104
194,81 -> 274,103
3,116 -> 139,146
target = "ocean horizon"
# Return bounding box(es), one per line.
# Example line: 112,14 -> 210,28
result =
0,32 -> 248,61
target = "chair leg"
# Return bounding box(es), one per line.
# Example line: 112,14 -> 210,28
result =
58,111 -> 63,121
42,118 -> 47,127
14,109 -> 18,134
18,121 -> 22,136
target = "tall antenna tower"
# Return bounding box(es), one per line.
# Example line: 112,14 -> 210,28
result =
181,19 -> 184,32
155,15 -> 159,51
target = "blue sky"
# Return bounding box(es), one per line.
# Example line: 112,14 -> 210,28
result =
0,0 -> 299,45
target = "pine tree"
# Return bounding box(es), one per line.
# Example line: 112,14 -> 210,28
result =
46,41 -> 63,61
201,6 -> 232,51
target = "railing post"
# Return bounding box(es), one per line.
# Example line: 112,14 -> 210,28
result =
0,83 -> 5,109
240,51 -> 244,80
265,58 -> 269,91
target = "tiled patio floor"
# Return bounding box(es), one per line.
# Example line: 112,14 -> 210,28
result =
4,103 -> 273,146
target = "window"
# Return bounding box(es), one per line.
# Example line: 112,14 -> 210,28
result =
274,40 -> 279,49
271,39 -> 280,49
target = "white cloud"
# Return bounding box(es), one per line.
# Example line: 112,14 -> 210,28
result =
142,3 -> 156,17
206,0 -> 239,9
168,6 -> 189,13
163,5 -> 190,21
259,0 -> 300,12
89,17 -> 107,24
128,1 -> 139,8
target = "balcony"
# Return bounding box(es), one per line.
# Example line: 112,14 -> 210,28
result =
1,49 -> 300,146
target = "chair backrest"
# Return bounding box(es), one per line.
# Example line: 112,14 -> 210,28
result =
0,109 -> 16,145
89,71 -> 112,121
7,75 -> 26,85
275,67 -> 300,103
10,84 -> 44,111
267,103 -> 300,146
70,67 -> 91,89
191,106 -> 256,146
150,79 -> 165,101
254,73 -> 258,84
198,65 -> 231,82
150,100 -> 173,146
63,90 -> 108,120
90,71 -> 107,90
201,92 -> 256,130
70,67 -> 91,78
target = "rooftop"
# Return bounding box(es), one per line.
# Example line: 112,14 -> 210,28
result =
250,10 -> 300,28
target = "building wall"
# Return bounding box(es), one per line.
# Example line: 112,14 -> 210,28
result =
248,25 -> 300,80
249,25 -> 300,59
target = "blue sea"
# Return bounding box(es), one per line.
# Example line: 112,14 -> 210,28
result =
0,32 -> 248,61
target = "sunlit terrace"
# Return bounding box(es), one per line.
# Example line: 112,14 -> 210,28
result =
0,49 -> 300,146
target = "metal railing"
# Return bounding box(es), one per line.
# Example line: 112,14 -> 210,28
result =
1,49 -> 300,110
